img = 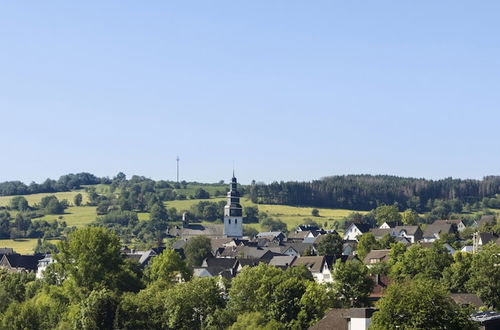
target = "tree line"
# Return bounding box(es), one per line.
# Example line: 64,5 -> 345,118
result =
250,175 -> 500,212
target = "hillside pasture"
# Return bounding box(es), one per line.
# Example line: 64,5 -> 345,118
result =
0,190 -> 90,208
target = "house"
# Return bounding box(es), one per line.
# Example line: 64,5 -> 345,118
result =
193,257 -> 239,279
369,228 -> 392,240
433,219 -> 466,232
343,223 -> 371,241
36,255 -> 55,279
309,308 -> 377,330
124,249 -> 159,268
379,221 -> 399,229
473,232 -> 499,252
256,232 -> 286,242
342,240 -> 357,256
291,256 -> 332,283
393,225 -> 423,243
422,223 -> 456,242
296,224 -> 321,232
0,253 -> 45,273
471,311 -> 500,330
167,223 -> 225,239
288,230 -> 319,242
420,242 -> 456,255
474,215 -> 496,228
362,249 -> 391,267
269,255 -> 296,269
461,245 -> 474,253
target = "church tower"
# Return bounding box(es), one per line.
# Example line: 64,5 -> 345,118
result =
223,173 -> 243,237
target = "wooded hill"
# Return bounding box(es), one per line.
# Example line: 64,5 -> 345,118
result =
249,175 -> 500,212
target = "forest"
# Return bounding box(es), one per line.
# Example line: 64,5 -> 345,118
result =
250,175 -> 500,212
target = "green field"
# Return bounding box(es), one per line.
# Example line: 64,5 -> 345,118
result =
0,190 -> 90,208
0,239 -> 41,254
166,197 -> 363,231
37,206 -> 98,227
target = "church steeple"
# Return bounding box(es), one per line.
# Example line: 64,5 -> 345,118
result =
224,173 -> 243,237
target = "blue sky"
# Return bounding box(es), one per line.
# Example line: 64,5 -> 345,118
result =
1,1 -> 499,184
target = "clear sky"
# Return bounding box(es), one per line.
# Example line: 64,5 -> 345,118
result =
1,1 -> 499,184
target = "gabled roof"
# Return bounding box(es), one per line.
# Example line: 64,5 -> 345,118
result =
210,238 -> 234,251
202,257 -> 237,267
477,215 -> 495,227
394,225 -> 421,236
478,232 -> 498,245
297,224 -> 320,231
269,255 -> 296,268
288,230 -> 313,240
291,256 -> 326,273
256,232 -> 284,238
370,228 -> 392,238
349,223 -> 371,233
433,219 -> 464,226
0,254 -> 45,272
362,249 -> 391,264
423,223 -> 456,238
380,221 -> 399,228
282,242 -> 313,255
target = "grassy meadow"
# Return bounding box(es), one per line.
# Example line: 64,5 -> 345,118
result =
0,190 -> 90,207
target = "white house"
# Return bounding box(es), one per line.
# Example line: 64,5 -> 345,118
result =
343,223 -> 371,241
291,256 -> 332,284
36,255 -> 55,279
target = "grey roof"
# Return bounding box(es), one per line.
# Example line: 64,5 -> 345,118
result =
363,249 -> 391,264
370,228 -> 392,238
394,225 -> 421,236
172,239 -> 188,250
291,256 -> 326,273
269,255 -> 296,268
423,223 -> 456,238
479,232 -> 498,245
477,215 -> 496,227
168,224 -> 224,238
256,232 -> 284,238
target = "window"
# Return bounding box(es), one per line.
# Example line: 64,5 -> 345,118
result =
229,219 -> 231,224
235,219 -> 237,224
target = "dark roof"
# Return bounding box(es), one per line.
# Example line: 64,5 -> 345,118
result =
423,223 -> 456,238
291,256 -> 325,273
352,223 -> 371,233
0,254 -> 45,272
297,224 -> 320,231
309,308 -> 377,330
202,256 -> 238,269
309,309 -> 349,330
479,232 -> 498,245
394,225 -> 421,236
